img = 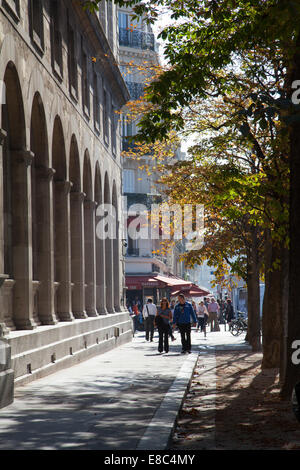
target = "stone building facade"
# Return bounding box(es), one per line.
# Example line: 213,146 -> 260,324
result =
0,0 -> 132,389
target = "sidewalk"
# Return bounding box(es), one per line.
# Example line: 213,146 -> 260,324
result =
0,325 -> 248,450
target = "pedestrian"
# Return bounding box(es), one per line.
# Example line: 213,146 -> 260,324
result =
225,298 -> 235,328
173,293 -> 197,354
207,297 -> 220,332
169,299 -> 176,341
142,298 -> 157,342
196,301 -> 209,338
155,298 -> 173,354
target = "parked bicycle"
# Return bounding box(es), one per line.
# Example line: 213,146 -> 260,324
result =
229,311 -> 248,336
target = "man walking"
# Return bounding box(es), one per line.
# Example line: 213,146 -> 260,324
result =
207,297 -> 220,332
142,298 -> 157,342
173,294 -> 197,354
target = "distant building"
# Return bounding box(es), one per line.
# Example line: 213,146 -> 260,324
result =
118,5 -> 186,306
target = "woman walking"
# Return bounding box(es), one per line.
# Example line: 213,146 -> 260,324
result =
197,301 -> 209,338
155,298 -> 173,354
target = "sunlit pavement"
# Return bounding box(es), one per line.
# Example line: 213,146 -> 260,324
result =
0,325 -> 250,450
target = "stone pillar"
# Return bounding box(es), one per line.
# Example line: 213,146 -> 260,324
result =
0,131 -> 9,332
54,180 -> 74,322
35,167 -> 58,325
0,130 -> 6,276
96,222 -> 107,315
70,191 -> 87,318
113,219 -> 121,312
11,150 -> 36,330
105,235 -> 114,314
84,199 -> 98,316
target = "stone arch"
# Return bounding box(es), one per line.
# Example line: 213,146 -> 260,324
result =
30,92 -> 56,326
69,136 -> 86,318
1,62 -> 35,329
52,115 -> 66,181
112,181 -> 120,311
52,116 -> 73,322
104,172 -> 114,313
83,150 -> 97,316
95,162 -> 105,313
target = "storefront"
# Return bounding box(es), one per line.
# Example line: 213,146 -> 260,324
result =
125,273 -> 206,308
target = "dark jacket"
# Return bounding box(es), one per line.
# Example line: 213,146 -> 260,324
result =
225,303 -> 235,322
173,302 -> 197,325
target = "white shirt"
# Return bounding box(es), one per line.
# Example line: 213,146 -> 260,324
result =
142,303 -> 157,318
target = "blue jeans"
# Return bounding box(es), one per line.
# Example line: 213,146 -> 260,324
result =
178,323 -> 192,352
145,315 -> 155,341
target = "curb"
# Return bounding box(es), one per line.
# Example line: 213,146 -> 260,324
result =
136,352 -> 199,450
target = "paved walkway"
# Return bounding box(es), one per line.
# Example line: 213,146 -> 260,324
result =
0,325 -> 249,450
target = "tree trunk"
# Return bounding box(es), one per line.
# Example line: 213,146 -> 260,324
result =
261,231 -> 285,369
280,40 -> 300,400
246,228 -> 261,352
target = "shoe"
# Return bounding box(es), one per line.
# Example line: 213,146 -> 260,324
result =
187,350 -> 191,354
181,350 -> 186,354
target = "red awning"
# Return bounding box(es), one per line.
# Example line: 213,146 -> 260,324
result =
125,275 -> 163,290
171,283 -> 211,297
154,273 -> 192,288
125,273 -> 194,291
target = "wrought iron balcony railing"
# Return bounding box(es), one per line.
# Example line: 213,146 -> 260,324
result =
126,248 -> 140,256
119,28 -> 155,51
126,81 -> 145,100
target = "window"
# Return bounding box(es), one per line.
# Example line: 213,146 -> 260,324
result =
2,0 -> 20,22
111,101 -> 117,156
93,73 -> 100,132
29,0 -> 44,53
81,46 -> 90,117
50,0 -> 62,77
98,0 -> 108,34
68,23 -> 78,98
103,89 -> 109,144
123,169 -> 135,193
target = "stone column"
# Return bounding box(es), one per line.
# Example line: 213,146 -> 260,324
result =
54,180 -> 74,322
84,199 -> 98,316
0,131 -> 9,332
70,191 -> 87,318
96,222 -> 107,315
105,234 -> 114,314
11,150 -> 36,330
113,219 -> 121,312
0,129 -> 6,276
35,167 -> 58,325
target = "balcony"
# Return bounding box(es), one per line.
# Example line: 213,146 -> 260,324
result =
126,82 -> 145,100
126,248 -> 140,257
119,28 -> 155,51
122,137 -> 137,152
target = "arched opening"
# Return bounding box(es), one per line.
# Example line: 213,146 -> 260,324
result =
104,173 -> 114,313
52,116 -> 73,321
69,136 -> 86,318
83,151 -> 97,316
30,92 -> 57,325
95,162 -> 105,313
1,62 -> 35,330
112,182 -> 120,311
